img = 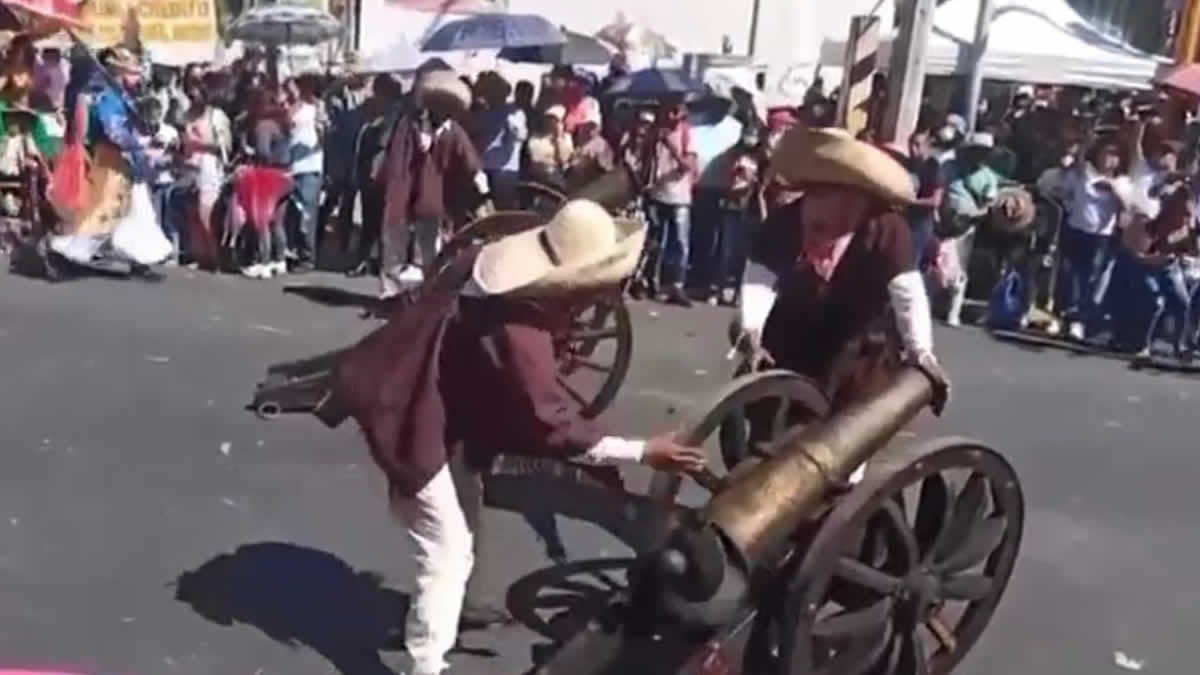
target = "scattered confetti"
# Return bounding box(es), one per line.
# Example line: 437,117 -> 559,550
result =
256,440 -> 264,447
121,616 -> 136,624
1125,395 -> 1142,403
206,400 -> 215,408
145,355 -> 170,364
1103,420 -> 1124,429
694,369 -> 709,376
648,311 -> 660,318
41,438 -> 49,445
1113,651 -> 1144,671
220,498 -> 237,508
9,517 -> 18,526
219,442 -> 232,456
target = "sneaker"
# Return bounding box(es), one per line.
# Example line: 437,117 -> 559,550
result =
269,260 -> 287,277
1068,322 -> 1085,341
241,264 -> 266,279
664,285 -> 693,307
946,314 -> 963,328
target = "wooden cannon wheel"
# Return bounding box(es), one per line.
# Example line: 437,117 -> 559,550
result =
647,370 -> 832,504
743,438 -> 1025,675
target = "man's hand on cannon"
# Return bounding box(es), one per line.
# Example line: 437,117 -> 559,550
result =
909,350 -> 951,416
644,434 -> 708,473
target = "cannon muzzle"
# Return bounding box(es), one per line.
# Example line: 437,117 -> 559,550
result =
636,367 -> 936,629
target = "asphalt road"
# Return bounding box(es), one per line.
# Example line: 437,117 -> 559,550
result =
1,266 -> 1198,675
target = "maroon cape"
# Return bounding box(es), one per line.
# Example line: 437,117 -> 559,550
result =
323,254 -> 607,496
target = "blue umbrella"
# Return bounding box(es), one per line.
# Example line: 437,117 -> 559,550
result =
601,68 -> 706,100
498,29 -> 614,65
421,13 -> 566,51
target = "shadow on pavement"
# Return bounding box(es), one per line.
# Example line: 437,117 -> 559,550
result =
173,541 -> 407,675
283,284 -> 382,314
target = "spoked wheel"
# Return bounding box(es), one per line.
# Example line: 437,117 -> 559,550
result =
747,438 -> 1024,675
555,298 -> 634,419
647,370 -> 831,504
717,360 -> 832,474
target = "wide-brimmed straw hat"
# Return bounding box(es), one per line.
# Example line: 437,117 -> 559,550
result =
770,126 -> 916,205
472,200 -> 647,296
415,69 -> 470,114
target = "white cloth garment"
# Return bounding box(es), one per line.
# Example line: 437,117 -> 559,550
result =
739,261 -> 779,335
887,270 -> 935,355
393,406 -> 644,674
110,184 -> 174,265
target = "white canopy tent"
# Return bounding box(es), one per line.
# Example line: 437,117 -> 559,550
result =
923,0 -> 1167,89
818,0 -> 1166,91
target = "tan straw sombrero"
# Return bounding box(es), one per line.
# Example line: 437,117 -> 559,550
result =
472,200 -> 647,296
415,69 -> 470,114
770,126 -> 916,205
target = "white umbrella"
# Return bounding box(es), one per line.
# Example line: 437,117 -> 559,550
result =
227,2 -> 342,46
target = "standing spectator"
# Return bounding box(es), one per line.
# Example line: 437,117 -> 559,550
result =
287,74 -> 326,271
1057,135 -> 1129,341
523,104 -> 573,190
644,99 -> 697,306
906,128 -> 945,270
180,76 -> 231,268
939,133 -> 1001,327
705,126 -> 764,305
513,80 -> 535,122
569,97 -> 613,185
472,71 -> 525,210
691,95 -> 744,295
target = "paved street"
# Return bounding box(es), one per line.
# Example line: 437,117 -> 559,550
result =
1,267 -> 1198,675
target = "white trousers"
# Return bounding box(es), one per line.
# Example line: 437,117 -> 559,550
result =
390,465 -> 475,675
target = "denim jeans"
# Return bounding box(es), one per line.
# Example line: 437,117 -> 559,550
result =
257,196 -> 289,264
1057,227 -> 1113,327
291,172 -> 322,263
909,213 -> 935,270
150,183 -> 178,258
1110,250 -> 1167,352
644,200 -> 690,290
709,208 -> 751,293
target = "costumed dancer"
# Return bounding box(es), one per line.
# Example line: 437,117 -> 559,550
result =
46,46 -> 171,276
376,69 -> 489,298
315,200 -> 706,675
736,127 -> 950,432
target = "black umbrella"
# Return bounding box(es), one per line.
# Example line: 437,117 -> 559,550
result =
601,68 -> 706,100
421,13 -> 566,51
498,29 -> 614,65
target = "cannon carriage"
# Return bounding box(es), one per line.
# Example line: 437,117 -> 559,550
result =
504,367 -> 1024,675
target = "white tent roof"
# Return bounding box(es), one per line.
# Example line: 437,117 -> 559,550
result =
924,0 -> 1167,89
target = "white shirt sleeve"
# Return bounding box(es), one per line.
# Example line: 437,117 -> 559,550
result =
576,437 -> 646,465
888,270 -> 934,356
739,261 -> 778,334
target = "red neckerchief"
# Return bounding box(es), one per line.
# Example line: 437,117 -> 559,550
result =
803,232 -> 854,281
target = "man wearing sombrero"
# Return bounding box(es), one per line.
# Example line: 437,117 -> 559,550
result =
737,126 -> 949,417
377,69 -> 488,297
318,200 -> 706,675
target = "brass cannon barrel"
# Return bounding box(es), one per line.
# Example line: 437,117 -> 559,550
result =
637,367 -> 936,630
705,366 -> 934,570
